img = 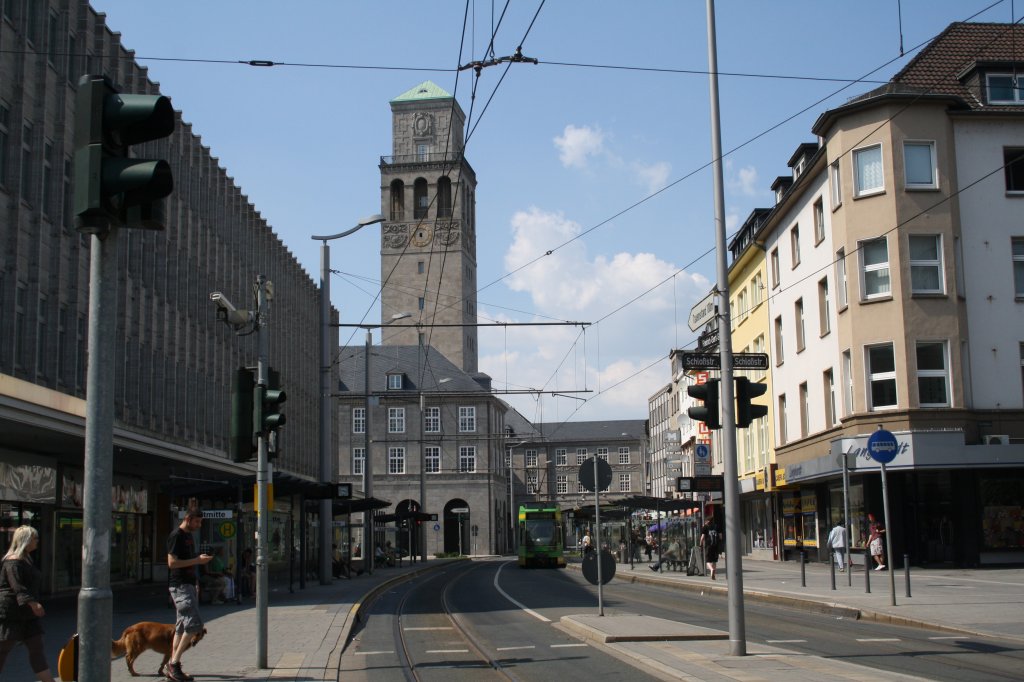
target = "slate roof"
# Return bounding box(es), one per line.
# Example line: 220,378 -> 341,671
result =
530,419 -> 648,443
337,344 -> 489,394
890,22 -> 1024,111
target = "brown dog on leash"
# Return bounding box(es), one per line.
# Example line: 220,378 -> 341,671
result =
111,621 -> 206,676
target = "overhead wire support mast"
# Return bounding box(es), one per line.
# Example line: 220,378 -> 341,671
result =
458,46 -> 538,73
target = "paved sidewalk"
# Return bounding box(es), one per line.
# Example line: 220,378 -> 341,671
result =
10,555 -> 1023,681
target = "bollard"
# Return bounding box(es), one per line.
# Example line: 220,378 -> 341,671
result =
904,553 -> 911,598
864,551 -> 871,593
829,553 -> 836,590
800,551 -> 806,587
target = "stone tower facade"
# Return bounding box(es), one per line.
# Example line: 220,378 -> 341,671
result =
378,81 -> 478,373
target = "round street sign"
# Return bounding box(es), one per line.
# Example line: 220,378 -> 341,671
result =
867,429 -> 899,464
433,523 -> 440,532
579,457 -> 613,492
581,549 -> 616,585
695,443 -> 710,460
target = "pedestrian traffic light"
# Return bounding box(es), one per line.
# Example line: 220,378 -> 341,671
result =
74,75 -> 175,234
735,376 -> 769,428
230,367 -> 256,463
687,378 -> 721,430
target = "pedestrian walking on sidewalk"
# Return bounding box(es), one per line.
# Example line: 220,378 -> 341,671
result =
700,521 -> 721,580
0,526 -> 55,681
167,508 -> 213,682
827,520 -> 848,571
868,514 -> 886,570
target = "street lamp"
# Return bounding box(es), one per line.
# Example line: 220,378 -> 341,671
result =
312,213 -> 385,585
361,311 -> 411,575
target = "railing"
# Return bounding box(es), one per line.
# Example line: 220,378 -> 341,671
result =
381,152 -> 464,165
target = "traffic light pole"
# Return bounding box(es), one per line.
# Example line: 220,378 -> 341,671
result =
78,228 -> 119,682
255,275 -> 271,668
706,0 -> 746,655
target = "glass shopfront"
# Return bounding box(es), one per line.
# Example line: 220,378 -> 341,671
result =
980,474 -> 1024,553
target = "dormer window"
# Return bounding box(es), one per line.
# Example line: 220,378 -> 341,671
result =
986,73 -> 1023,104
387,373 -> 404,390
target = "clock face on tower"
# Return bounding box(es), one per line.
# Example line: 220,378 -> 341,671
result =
411,226 -> 433,247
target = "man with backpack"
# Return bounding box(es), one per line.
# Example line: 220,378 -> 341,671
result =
700,520 -> 721,580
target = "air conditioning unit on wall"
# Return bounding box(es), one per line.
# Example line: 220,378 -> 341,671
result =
983,435 -> 1010,445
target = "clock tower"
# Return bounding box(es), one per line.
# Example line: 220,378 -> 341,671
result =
379,81 -> 479,373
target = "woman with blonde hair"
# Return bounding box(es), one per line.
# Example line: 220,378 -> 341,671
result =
0,525 -> 55,681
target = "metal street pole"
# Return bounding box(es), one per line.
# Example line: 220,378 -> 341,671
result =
316,240 -> 333,585
78,228 -> 118,682
843,448 -> 853,587
706,0 -> 746,655
255,275 -> 271,668
364,327 -> 374,575
881,461 -> 896,606
594,455 -> 604,616
420,393 -> 428,563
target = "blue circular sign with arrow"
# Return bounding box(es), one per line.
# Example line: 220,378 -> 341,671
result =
866,429 -> 899,464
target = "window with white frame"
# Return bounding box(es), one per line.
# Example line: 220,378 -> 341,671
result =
842,350 -> 854,416
576,448 -> 587,465
987,73 -> 1024,104
770,248 -> 780,288
910,234 -> 943,294
794,299 -> 806,352
818,278 -> 831,336
831,159 -> 842,207
904,141 -> 937,188
751,272 -> 764,307
352,407 -> 365,434
916,341 -> 949,407
424,406 -> 440,433
618,447 -> 630,464
813,197 -> 825,244
527,474 -> 539,494
799,382 -> 809,438
458,446 -> 476,472
556,475 -> 568,494
860,237 -> 890,299
790,224 -> 801,267
526,449 -> 538,467
774,316 -> 784,365
387,373 -> 403,389
596,447 -> 609,461
619,473 -> 632,492
555,448 -> 567,465
853,144 -> 884,196
836,248 -> 849,309
867,343 -> 898,410
824,369 -> 837,427
577,479 -> 586,493
777,394 -> 788,445
1013,237 -> 1024,298
736,288 -> 747,324
505,449 -> 512,468
425,446 -> 441,473
388,407 -> 405,433
353,447 -> 364,475
458,406 -> 476,432
388,447 -> 406,474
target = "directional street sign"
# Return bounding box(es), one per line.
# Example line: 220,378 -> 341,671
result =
688,291 -> 717,332
451,507 -> 469,514
679,352 -> 770,371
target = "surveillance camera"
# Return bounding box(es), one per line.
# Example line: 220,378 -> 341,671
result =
209,291 -> 237,314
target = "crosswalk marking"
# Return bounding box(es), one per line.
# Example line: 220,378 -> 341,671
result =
551,643 -> 588,648
856,638 -> 901,642
497,645 -> 536,651
426,649 -> 469,654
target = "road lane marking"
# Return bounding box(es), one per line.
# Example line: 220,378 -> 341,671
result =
551,643 -> 588,648
497,645 -> 536,651
766,639 -> 807,643
426,649 -> 469,654
494,561 -> 551,623
929,636 -> 969,640
355,651 -> 394,655
856,638 -> 901,642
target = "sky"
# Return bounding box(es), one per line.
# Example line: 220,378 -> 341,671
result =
91,0 -> 1016,425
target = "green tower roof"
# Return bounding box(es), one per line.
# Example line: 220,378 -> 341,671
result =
392,80 -> 453,103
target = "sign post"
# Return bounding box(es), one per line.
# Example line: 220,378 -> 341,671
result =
866,427 -> 898,606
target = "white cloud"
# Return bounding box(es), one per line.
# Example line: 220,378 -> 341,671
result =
554,124 -> 605,169
632,160 -> 671,194
481,207 -> 713,421
727,163 -> 760,196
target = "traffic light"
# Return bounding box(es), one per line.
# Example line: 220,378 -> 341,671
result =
735,376 -> 769,428
260,368 -> 287,433
230,367 -> 256,462
74,75 -> 175,234
687,378 -> 721,430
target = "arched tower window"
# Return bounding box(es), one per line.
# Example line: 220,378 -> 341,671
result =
390,180 -> 404,221
414,178 -> 428,219
437,177 -> 452,218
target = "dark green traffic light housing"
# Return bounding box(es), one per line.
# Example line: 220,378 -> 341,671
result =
74,75 -> 175,234
687,378 -> 721,430
735,376 -> 769,428
230,367 -> 257,463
